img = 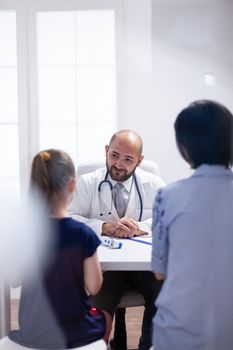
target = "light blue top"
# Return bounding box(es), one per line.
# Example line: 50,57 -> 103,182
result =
152,165 -> 233,350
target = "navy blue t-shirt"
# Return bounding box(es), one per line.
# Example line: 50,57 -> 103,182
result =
9,218 -> 105,349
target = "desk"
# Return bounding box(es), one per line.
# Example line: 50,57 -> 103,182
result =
98,236 -> 152,271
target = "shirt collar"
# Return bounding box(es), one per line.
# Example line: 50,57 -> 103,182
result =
193,164 -> 233,178
109,175 -> 133,193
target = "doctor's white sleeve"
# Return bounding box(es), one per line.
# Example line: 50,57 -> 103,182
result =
139,176 -> 166,234
69,176 -> 104,236
138,218 -> 153,234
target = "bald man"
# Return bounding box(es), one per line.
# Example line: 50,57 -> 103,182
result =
70,130 -> 165,350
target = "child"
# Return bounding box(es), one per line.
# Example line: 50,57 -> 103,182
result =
152,100 -> 233,350
0,149 -> 111,350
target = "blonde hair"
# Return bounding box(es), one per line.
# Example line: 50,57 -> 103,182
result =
30,149 -> 75,205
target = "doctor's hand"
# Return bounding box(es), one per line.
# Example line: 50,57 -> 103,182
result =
102,218 -> 139,238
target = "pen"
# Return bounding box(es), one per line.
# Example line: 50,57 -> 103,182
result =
127,237 -> 152,246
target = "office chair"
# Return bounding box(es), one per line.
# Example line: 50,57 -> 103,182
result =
76,159 -> 160,349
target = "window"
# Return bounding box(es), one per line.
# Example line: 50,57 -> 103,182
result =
37,10 -> 117,163
0,0 -> 121,195
0,11 -> 20,197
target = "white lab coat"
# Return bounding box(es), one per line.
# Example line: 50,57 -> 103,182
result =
70,167 -> 165,236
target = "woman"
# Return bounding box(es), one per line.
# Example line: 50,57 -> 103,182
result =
152,100 -> 233,350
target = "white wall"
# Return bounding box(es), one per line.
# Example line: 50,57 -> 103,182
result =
120,0 -> 233,184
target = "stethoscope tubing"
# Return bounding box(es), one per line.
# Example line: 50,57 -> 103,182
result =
98,171 -> 143,221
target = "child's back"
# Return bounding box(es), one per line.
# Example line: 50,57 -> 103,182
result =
9,217 -> 105,348
0,149 -> 109,350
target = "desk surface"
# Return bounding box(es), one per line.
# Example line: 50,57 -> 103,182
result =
98,236 -> 152,271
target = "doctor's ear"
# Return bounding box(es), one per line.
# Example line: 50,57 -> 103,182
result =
136,154 -> 144,167
105,145 -> 109,155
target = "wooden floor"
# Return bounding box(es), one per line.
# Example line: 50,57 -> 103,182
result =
11,300 -> 143,350
121,306 -> 143,350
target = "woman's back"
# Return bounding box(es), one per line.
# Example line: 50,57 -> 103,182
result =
154,165 -> 233,350
152,100 -> 233,350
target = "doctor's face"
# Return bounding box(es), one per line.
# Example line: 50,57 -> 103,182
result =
105,134 -> 143,182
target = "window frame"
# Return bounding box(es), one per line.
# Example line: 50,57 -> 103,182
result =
0,0 -> 124,191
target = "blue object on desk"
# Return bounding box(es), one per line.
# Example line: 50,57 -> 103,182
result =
127,237 -> 152,246
101,237 -> 122,249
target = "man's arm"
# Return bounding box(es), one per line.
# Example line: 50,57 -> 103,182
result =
70,175 -> 137,237
102,218 -> 140,238
105,173 -> 165,238
70,171 -> 147,238
136,172 -> 166,236
70,169 -> 165,239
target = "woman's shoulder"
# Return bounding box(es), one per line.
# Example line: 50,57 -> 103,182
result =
160,177 -> 190,193
155,178 -> 192,207
56,218 -> 99,244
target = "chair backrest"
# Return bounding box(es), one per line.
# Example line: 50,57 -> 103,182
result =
77,159 -> 160,177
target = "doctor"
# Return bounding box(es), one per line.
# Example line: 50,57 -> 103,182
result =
70,129 -> 164,350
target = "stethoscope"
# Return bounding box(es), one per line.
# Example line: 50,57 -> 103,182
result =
98,171 -> 143,221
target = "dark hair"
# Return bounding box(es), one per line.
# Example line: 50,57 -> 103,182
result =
30,149 -> 75,205
174,99 -> 233,168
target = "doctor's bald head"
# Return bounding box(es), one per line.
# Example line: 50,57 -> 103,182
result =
105,129 -> 144,182
109,130 -> 143,155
